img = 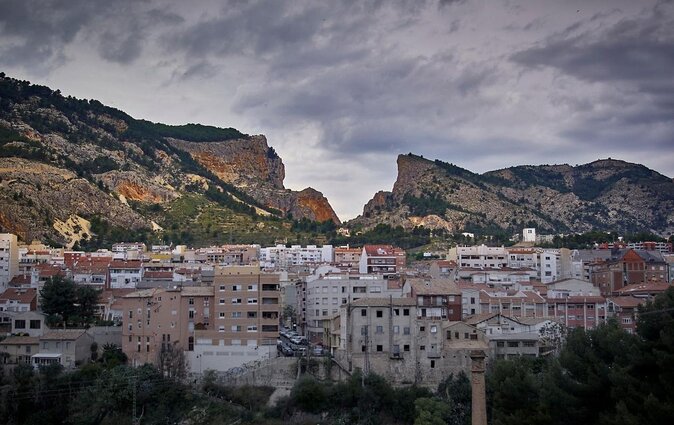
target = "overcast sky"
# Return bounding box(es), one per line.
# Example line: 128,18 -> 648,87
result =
1,0 -> 673,220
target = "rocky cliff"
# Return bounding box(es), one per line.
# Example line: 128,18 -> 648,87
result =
352,154 -> 674,236
0,74 -> 338,246
169,137 -> 339,224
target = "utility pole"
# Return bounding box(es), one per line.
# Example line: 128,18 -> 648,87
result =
131,375 -> 138,425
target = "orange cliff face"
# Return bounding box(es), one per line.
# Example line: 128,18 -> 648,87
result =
116,180 -> 166,203
296,188 -> 341,224
169,135 -> 341,224
169,135 -> 285,189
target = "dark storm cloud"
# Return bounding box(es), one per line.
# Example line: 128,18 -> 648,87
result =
0,0 -> 95,70
0,0 -> 184,70
511,1 -> 674,155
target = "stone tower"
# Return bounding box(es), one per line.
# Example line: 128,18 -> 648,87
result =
470,349 -> 487,425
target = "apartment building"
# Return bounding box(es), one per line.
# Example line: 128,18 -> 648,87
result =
260,244 -> 333,269
457,267 -> 537,286
334,246 -> 361,268
606,296 -> 643,334
478,289 -> 547,318
119,286 -> 213,366
359,245 -> 405,275
404,278 -> 462,321
0,233 -> 19,291
108,260 -> 143,289
590,249 -> 669,296
448,245 -> 507,269
545,296 -> 607,329
185,266 -> 281,372
0,287 -> 37,313
304,270 -> 404,342
190,245 -> 260,265
336,298 -> 488,386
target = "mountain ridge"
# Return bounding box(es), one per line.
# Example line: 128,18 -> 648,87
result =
0,73 -> 338,247
350,153 -> 674,236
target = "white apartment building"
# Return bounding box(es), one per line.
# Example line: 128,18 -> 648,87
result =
260,244 -> 333,269
304,270 -> 404,342
523,228 -> 536,243
108,260 -> 143,289
539,250 -> 560,283
0,233 -> 19,291
448,245 -> 508,269
505,248 -> 562,284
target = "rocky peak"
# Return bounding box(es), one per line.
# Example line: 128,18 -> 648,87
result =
169,135 -> 285,189
392,154 -> 435,195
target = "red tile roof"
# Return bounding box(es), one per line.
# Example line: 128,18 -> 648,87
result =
0,288 -> 37,304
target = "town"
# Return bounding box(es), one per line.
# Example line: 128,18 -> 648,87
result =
1,229 -> 672,387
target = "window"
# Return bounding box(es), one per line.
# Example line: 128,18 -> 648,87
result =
362,345 -> 367,352
419,345 -> 425,351
420,326 -> 425,332
361,309 -> 367,317
247,298 -> 258,304
219,312 -> 225,318
507,341 -> 519,347
430,325 -> 437,334
376,310 -> 383,318
496,341 -> 505,347
219,285 -> 225,291
403,309 -> 410,316
361,326 -> 368,335
189,310 -> 195,319
393,325 -> 399,334
232,298 -> 242,304
403,327 -> 410,335
376,326 -> 384,334
231,325 -> 242,332
232,285 -> 241,291
430,360 -> 435,368
403,344 -> 410,352
376,345 -> 383,352
247,325 -> 257,332
219,326 -> 225,332
523,341 -> 536,347
219,299 -> 225,305
14,320 -> 25,329
232,312 -> 242,318
248,285 -> 257,291
188,298 -> 194,305
129,310 -> 133,319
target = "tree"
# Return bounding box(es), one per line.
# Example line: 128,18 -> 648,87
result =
283,304 -> 296,325
414,397 -> 450,425
40,276 -> 100,326
40,276 -> 78,324
158,344 -> 187,379
437,372 -> 471,425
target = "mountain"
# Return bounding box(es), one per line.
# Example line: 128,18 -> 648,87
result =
0,73 -> 338,247
351,153 -> 674,236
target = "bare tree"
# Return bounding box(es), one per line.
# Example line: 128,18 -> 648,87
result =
157,342 -> 187,379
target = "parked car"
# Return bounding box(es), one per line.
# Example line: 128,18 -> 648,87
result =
278,343 -> 294,357
290,336 -> 308,345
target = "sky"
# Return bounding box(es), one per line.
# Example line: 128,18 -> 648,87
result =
1,0 -> 673,221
